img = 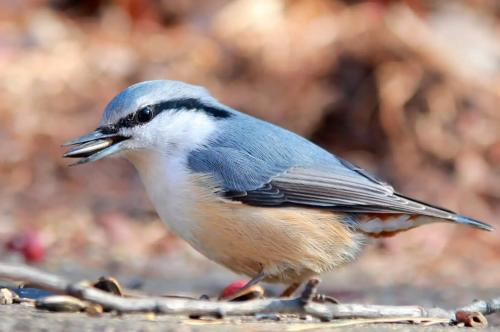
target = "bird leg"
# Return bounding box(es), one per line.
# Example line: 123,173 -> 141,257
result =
218,270 -> 267,301
280,281 -> 339,304
279,282 -> 301,297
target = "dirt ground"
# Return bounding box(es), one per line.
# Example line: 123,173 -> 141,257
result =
1,0 -> 500,285
1,263 -> 500,331
2,305 -> 499,332
0,305 -> 483,332
1,290 -> 499,332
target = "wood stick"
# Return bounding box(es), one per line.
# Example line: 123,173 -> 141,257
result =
0,262 -> 495,326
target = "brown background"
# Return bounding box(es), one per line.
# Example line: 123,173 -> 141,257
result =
0,0 -> 499,295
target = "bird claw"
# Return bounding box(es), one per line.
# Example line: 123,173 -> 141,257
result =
312,294 -> 340,304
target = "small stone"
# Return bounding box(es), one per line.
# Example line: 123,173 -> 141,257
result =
300,315 -> 313,321
85,304 -> 103,317
255,313 -> 280,321
92,277 -> 124,296
0,288 -> 14,305
14,297 -> 35,305
20,301 -> 35,307
35,295 -> 87,312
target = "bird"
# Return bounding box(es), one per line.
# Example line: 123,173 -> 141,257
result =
62,80 -> 494,301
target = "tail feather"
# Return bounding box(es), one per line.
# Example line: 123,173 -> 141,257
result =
357,213 -> 494,238
396,193 -> 494,232
455,215 -> 494,232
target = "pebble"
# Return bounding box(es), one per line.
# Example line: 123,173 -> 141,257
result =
255,313 -> 281,321
0,288 -> 15,305
35,295 -> 87,312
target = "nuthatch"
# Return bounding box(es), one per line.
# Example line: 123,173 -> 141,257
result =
62,80 -> 494,300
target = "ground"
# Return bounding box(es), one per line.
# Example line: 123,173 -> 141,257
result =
1,298 -> 499,332
1,264 -> 499,331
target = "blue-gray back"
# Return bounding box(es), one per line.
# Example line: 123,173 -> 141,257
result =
187,107 -> 490,228
188,110 -> 352,191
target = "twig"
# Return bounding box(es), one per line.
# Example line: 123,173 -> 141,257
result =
0,262 -> 496,325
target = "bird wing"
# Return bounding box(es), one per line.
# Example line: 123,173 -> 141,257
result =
187,147 -> 457,220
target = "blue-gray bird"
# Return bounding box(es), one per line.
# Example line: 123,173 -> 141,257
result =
62,80 -> 494,300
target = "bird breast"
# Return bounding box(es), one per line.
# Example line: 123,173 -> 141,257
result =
127,152 -> 366,282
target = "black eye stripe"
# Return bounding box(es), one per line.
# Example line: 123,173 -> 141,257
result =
99,124 -> 118,134
113,98 -> 233,129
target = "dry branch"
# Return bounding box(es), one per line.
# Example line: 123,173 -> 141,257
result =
0,262 -> 497,326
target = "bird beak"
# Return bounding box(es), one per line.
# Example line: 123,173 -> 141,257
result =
62,129 -> 130,166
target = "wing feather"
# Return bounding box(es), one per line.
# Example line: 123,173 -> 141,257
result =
188,143 -> 454,220
186,114 -> 492,230
230,167 -> 455,220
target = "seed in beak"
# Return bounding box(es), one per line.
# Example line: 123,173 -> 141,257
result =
62,138 -> 113,158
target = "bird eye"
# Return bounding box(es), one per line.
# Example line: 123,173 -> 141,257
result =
136,107 -> 153,123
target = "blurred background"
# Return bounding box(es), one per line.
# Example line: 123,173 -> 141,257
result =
1,0 -> 500,302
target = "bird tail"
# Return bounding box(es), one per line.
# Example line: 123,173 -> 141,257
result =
454,214 -> 494,231
357,213 -> 494,238
394,194 -> 495,232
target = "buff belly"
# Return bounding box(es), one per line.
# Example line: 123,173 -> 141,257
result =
133,163 -> 428,285
183,202 -> 441,284
187,201 -> 367,284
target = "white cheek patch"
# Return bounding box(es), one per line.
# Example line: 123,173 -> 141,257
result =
159,111 -> 217,151
118,110 -> 218,153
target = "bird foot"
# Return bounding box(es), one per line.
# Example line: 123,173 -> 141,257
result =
312,293 -> 340,304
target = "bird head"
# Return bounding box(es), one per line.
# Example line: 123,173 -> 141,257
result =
62,80 -> 233,166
